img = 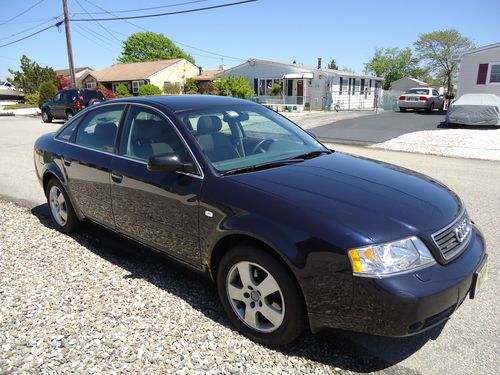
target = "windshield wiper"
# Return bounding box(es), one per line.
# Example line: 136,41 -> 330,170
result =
221,159 -> 303,176
292,149 -> 332,160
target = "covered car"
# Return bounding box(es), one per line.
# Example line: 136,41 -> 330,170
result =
446,94 -> 500,126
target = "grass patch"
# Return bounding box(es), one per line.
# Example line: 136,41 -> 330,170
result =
3,103 -> 37,110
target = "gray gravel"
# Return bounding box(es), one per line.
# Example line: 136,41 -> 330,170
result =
0,200 -> 418,374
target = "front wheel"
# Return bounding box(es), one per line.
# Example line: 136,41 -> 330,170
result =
217,245 -> 306,346
42,110 -> 52,123
46,178 -> 79,233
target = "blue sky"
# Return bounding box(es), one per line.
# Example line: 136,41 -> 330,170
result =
1,0 -> 499,78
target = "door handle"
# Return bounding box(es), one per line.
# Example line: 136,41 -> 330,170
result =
111,172 -> 123,183
62,157 -> 72,167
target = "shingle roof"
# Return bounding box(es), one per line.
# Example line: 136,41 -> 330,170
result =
91,59 -> 183,81
193,69 -> 225,81
55,67 -> 92,76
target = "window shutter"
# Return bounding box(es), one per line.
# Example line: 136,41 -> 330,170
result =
477,64 -> 489,85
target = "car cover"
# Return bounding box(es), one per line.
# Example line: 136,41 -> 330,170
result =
446,94 -> 500,126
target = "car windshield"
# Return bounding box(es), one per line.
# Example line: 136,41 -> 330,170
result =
406,88 -> 430,95
175,104 -> 328,174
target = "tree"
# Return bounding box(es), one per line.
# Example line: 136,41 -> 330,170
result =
8,55 -> 57,94
38,81 -> 56,108
115,83 -> 131,98
118,32 -> 195,64
327,59 -> 338,70
212,75 -> 253,99
414,29 -> 474,95
96,85 -> 116,99
56,74 -> 71,91
365,47 -> 428,90
163,82 -> 181,95
183,78 -> 199,94
138,84 -> 163,96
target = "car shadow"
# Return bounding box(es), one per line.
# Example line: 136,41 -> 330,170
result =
439,122 -> 499,130
398,109 -> 447,116
30,203 -> 443,374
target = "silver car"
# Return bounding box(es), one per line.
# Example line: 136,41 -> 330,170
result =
398,88 -> 444,112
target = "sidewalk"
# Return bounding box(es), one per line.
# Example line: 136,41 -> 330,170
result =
282,110 -> 378,130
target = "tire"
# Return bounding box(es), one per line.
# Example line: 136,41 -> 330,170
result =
399,108 -> 406,112
46,178 -> 79,233
42,110 -> 52,123
66,110 -> 74,120
217,244 -> 306,346
427,102 -> 434,112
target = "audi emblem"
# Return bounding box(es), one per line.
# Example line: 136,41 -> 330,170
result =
454,220 -> 469,243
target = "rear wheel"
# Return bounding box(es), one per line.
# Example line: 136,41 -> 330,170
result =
42,110 -> 52,123
427,102 -> 435,112
399,107 -> 406,112
217,244 -> 306,346
46,178 -> 79,233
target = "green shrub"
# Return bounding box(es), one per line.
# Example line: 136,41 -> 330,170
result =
25,93 -> 40,106
138,84 -> 163,96
183,78 -> 199,94
115,83 -> 131,98
270,82 -> 282,96
163,82 -> 181,95
212,75 -> 253,99
38,81 -> 56,108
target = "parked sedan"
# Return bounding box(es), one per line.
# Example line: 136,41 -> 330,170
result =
398,88 -> 444,112
34,95 -> 488,346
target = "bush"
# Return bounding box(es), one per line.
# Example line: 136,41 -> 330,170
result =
183,78 -> 199,94
138,84 -> 163,96
163,82 -> 181,95
270,82 -> 282,96
97,85 -> 116,99
25,93 -> 40,106
115,83 -> 131,98
212,75 -> 253,99
38,81 -> 56,108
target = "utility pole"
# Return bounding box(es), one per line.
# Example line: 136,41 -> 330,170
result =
62,0 -> 76,88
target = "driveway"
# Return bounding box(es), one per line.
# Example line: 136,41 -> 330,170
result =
313,110 -> 446,144
0,116 -> 499,374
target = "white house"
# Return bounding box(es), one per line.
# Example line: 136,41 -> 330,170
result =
390,77 -> 428,92
455,43 -> 500,97
218,59 -> 383,111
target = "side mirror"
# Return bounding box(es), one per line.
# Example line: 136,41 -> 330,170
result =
147,153 -> 193,173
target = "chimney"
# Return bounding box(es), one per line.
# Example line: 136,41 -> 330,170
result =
198,66 -> 202,75
317,57 -> 322,69
219,64 -> 226,71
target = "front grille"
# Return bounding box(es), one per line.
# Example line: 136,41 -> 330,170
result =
432,210 -> 472,261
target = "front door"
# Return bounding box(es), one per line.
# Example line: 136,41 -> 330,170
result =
297,80 -> 304,105
110,105 -> 202,265
63,104 -> 126,226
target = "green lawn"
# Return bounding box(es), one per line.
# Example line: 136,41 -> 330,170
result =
3,103 -> 37,110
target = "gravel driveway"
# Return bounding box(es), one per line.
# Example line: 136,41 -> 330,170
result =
1,201 -> 418,375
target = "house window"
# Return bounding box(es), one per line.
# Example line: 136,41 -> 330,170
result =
253,78 -> 258,95
369,79 -> 372,95
339,77 -> 343,95
489,64 -> 500,83
348,78 -> 352,95
86,81 -> 96,89
360,79 -> 365,95
259,79 -> 266,96
132,80 -> 145,94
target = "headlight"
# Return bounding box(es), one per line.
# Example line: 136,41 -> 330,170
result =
348,236 -> 435,277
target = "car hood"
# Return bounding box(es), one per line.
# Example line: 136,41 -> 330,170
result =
229,152 -> 461,243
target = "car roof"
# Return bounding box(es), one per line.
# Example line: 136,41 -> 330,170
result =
107,95 -> 256,112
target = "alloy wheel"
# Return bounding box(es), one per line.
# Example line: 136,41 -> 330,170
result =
49,185 -> 68,226
226,261 -> 285,333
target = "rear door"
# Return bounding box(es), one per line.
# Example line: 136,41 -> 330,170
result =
61,104 -> 126,227
110,104 -> 202,265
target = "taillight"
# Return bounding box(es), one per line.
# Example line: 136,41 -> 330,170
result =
399,96 -> 406,100
419,96 -> 428,101
75,100 -> 82,109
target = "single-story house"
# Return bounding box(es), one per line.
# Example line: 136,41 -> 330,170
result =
390,77 -> 428,92
81,58 -> 199,95
455,42 -> 500,97
55,66 -> 93,87
217,58 -> 383,111
193,64 -> 226,93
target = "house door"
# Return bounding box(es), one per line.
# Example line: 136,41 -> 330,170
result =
297,80 -> 304,105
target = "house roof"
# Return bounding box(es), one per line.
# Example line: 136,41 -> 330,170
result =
91,59 -> 183,82
391,77 -> 428,86
453,42 -> 500,60
193,69 -> 225,81
55,67 -> 92,76
219,58 -> 383,80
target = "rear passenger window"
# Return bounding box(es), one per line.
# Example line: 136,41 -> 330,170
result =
75,105 -> 125,152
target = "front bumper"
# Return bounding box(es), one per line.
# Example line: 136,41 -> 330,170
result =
309,227 -> 487,336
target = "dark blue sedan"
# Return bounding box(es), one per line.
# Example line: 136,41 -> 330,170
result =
34,95 -> 488,346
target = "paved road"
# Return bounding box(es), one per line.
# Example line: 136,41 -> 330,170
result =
0,116 -> 499,374
313,110 -> 447,144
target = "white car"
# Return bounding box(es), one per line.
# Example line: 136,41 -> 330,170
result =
446,94 -> 500,126
398,88 -> 444,112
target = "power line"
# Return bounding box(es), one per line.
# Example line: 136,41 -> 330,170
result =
71,0 -> 213,15
70,0 -> 257,22
0,16 -> 61,42
72,24 -> 121,54
0,0 -> 46,27
73,24 -> 120,50
74,0 -> 122,44
0,22 -> 62,49
83,0 -> 246,62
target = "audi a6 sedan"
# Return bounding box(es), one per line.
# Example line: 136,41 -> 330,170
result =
34,95 -> 488,346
